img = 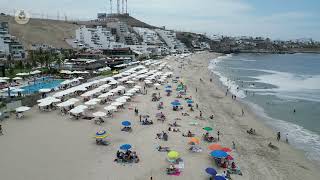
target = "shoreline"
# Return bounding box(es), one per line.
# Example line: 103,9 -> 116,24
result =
208,53 -> 320,166
172,51 -> 320,179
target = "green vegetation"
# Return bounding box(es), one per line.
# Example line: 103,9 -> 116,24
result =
3,49 -> 75,78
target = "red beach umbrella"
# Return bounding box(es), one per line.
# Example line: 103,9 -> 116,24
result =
221,147 -> 232,152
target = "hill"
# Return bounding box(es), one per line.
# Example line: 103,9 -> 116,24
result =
0,15 -> 79,49
106,14 -> 156,29
0,14 -> 157,50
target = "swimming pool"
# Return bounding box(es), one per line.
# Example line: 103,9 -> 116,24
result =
22,77 -> 63,94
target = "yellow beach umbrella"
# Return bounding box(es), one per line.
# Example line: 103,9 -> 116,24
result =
95,135 -> 108,139
112,70 -> 119,74
167,151 -> 180,159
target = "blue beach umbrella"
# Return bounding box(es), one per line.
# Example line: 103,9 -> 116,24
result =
166,89 -> 172,93
96,130 -> 107,136
120,144 -> 132,150
171,101 -> 181,106
186,99 -> 193,104
121,121 -> 131,126
214,176 -> 226,180
205,167 -> 217,176
165,85 -> 172,88
210,150 -> 228,158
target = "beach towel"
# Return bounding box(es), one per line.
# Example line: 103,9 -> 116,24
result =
169,172 -> 181,176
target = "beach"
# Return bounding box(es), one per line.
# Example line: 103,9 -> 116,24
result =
0,52 -> 319,180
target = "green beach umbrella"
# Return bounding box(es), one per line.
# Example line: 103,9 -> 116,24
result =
203,127 -> 213,132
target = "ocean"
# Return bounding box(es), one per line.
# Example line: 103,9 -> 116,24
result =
208,53 -> 320,163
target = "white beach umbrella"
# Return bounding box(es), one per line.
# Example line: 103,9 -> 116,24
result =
104,105 -> 117,111
68,98 -> 80,102
121,96 -> 130,100
85,101 -> 98,106
124,93 -> 133,96
12,77 -> 23,80
16,106 -> 31,112
115,98 -> 127,103
98,92 -> 113,98
38,88 -> 51,93
16,72 -> 29,76
0,77 -> 10,80
0,79 -> 6,83
126,80 -> 135,84
56,101 -> 75,107
38,101 -> 52,107
111,102 -> 123,106
154,83 -> 161,86
134,85 -> 141,89
117,86 -> 126,90
69,108 -> 84,114
109,81 -> 118,85
92,111 -> 106,117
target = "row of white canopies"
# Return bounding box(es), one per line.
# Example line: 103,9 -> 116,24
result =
35,61 -> 171,115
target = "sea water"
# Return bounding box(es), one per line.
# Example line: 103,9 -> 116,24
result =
209,53 -> 320,163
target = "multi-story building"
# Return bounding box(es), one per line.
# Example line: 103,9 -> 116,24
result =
0,22 -> 25,60
155,29 -> 186,53
75,25 -> 125,49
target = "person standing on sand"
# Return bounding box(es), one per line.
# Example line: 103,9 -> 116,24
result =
286,134 -> 289,143
232,141 -> 236,149
242,109 -> 244,116
196,104 -> 198,109
277,132 -> 281,141
196,88 -> 197,93
0,124 -> 3,135
217,131 -> 220,141
200,111 -> 202,118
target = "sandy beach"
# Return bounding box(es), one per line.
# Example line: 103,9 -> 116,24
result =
1,52 -> 319,180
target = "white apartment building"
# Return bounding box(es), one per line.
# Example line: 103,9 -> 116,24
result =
133,27 -> 163,45
75,25 -> 125,50
154,29 -> 186,53
0,22 -> 25,60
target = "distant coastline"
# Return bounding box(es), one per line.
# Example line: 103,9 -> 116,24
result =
210,48 -> 320,54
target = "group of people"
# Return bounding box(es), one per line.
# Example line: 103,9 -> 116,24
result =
247,128 -> 256,135
115,150 -> 140,163
156,131 -> 168,141
203,132 -> 217,142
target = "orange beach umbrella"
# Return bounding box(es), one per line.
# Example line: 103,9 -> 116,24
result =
208,143 -> 222,151
189,137 -> 200,144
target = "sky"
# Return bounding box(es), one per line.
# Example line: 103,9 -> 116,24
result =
1,0 -> 320,40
